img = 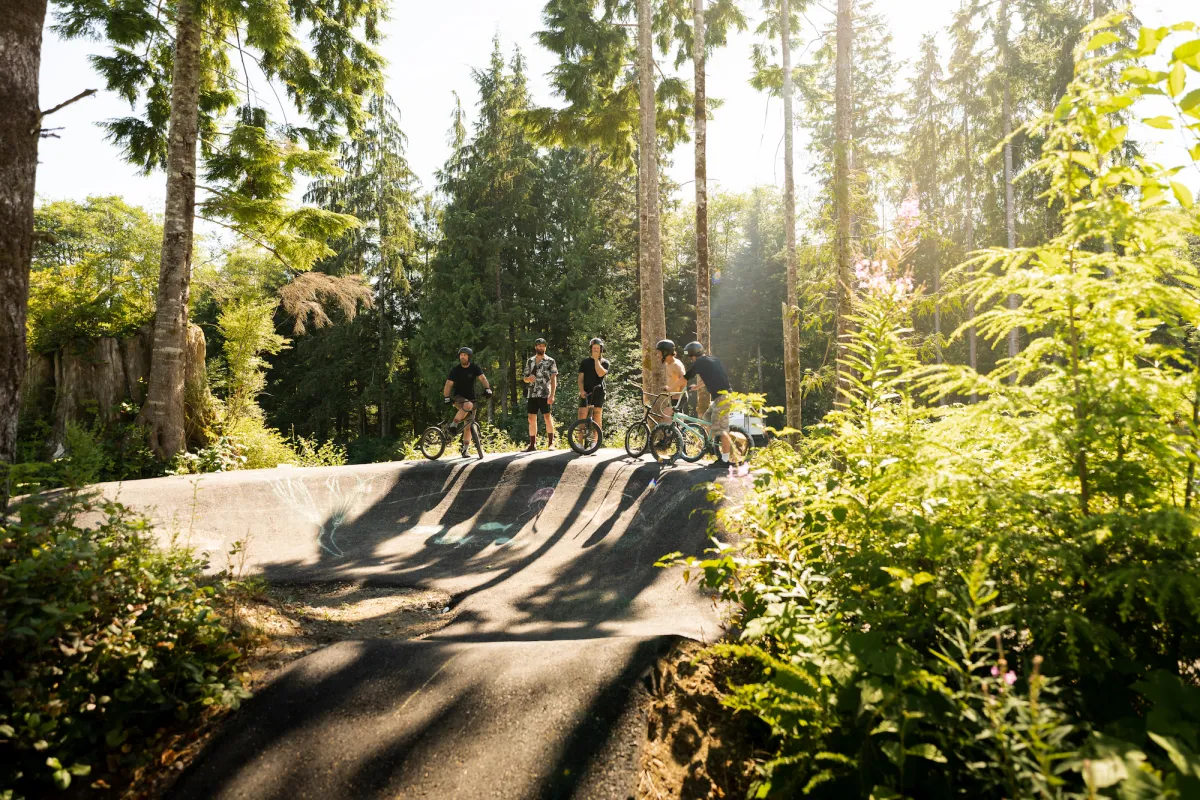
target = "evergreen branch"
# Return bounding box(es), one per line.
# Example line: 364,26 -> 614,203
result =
195,214 -> 294,270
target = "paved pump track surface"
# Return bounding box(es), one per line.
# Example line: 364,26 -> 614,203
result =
90,449 -> 742,799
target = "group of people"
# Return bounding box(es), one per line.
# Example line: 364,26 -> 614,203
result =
441,336 -> 739,465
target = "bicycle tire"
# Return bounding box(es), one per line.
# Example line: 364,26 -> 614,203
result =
419,426 -> 446,460
471,421 -> 484,459
729,425 -> 754,462
624,421 -> 652,458
678,424 -> 707,463
567,418 -> 603,455
650,423 -> 683,464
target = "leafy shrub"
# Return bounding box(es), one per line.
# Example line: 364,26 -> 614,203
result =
0,497 -> 248,797
675,17 -> 1200,798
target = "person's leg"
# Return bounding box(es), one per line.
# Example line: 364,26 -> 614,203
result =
452,398 -> 469,427
544,412 -> 555,448
460,402 -> 474,445
525,399 -> 540,450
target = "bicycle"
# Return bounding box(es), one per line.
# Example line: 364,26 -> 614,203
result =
566,385 -> 606,455
650,392 -> 753,466
623,382 -> 673,459
419,405 -> 483,460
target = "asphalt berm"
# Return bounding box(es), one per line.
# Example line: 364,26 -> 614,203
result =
90,448 -> 745,799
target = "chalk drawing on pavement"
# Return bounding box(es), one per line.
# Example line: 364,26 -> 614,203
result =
270,474 -> 376,557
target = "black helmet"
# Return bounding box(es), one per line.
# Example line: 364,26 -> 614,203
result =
655,339 -> 676,355
588,337 -> 605,352
457,346 -> 473,359
533,337 -> 547,347
683,341 -> 705,357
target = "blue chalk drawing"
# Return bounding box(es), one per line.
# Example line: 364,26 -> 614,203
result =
271,474 -> 376,557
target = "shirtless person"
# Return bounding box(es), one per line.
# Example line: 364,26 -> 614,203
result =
655,339 -> 688,422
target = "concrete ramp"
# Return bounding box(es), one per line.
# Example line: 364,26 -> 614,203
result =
88,450 -> 740,798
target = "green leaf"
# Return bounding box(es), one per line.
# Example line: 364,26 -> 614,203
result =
0,724 -> 13,738
1123,67 -> 1168,84
1190,143 -> 1200,161
1143,116 -> 1174,129
1086,31 -> 1120,51
52,769 -> 71,790
906,743 -> 947,763
832,506 -> 848,523
68,763 -> 91,777
1172,38 -> 1200,65
1183,89 -> 1200,113
1169,62 -> 1187,97
1171,181 -> 1195,208
1136,26 -> 1168,57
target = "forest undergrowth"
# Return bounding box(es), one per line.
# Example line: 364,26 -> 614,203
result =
673,17 -> 1200,798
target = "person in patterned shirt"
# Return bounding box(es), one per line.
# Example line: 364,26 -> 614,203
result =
522,337 -> 558,451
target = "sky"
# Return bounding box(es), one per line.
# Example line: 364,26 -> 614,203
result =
34,0 -> 1198,221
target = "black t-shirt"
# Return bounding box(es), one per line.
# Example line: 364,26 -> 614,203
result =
578,357 -> 610,394
684,355 -> 731,397
447,362 -> 483,400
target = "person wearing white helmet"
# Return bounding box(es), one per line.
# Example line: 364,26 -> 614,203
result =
523,337 -> 558,451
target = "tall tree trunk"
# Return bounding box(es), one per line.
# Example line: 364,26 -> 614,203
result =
0,0 -> 48,470
964,108 -> 977,402
694,0 -> 711,414
781,0 -> 803,436
141,0 -> 203,461
1001,0 -> 1019,373
833,0 -> 853,406
377,279 -> 388,437
637,0 -> 667,394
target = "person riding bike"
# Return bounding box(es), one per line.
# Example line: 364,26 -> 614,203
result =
442,347 -> 493,454
681,341 -> 738,466
523,337 -> 558,451
655,339 -> 688,423
577,337 -> 609,431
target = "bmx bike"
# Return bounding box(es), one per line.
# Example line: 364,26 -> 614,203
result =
565,385 -> 606,455
650,393 -> 753,466
420,405 -> 483,460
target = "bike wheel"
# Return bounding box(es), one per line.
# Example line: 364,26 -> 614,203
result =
567,418 -> 603,455
678,425 -> 707,463
471,421 -> 484,459
649,423 -> 683,464
419,426 -> 446,460
729,425 -> 754,462
624,421 -> 652,458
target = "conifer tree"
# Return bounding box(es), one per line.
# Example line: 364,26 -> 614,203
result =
54,0 -> 385,458
305,92 -> 418,437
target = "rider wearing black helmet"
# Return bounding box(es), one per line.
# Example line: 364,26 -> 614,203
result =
443,346 -> 492,454
655,339 -> 688,417
682,341 -> 738,465
522,337 -> 559,451
577,337 -> 610,431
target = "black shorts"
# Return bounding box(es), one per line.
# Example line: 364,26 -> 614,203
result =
527,397 -> 551,414
579,389 -> 604,408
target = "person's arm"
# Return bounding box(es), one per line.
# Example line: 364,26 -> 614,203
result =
549,373 -> 557,401
523,357 -> 534,383
594,359 -> 608,378
479,373 -> 493,393
578,370 -> 586,398
443,379 -> 454,402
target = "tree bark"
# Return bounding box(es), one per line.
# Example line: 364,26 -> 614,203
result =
141,0 -> 203,461
694,0 -> 711,414
964,107 -> 977,402
0,0 -> 48,469
781,0 -> 803,436
638,0 -> 667,394
833,0 -> 853,406
1001,0 -> 1019,373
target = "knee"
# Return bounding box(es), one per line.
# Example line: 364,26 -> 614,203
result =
463,401 -> 474,411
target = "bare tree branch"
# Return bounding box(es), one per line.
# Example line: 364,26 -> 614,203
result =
40,89 -> 97,120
